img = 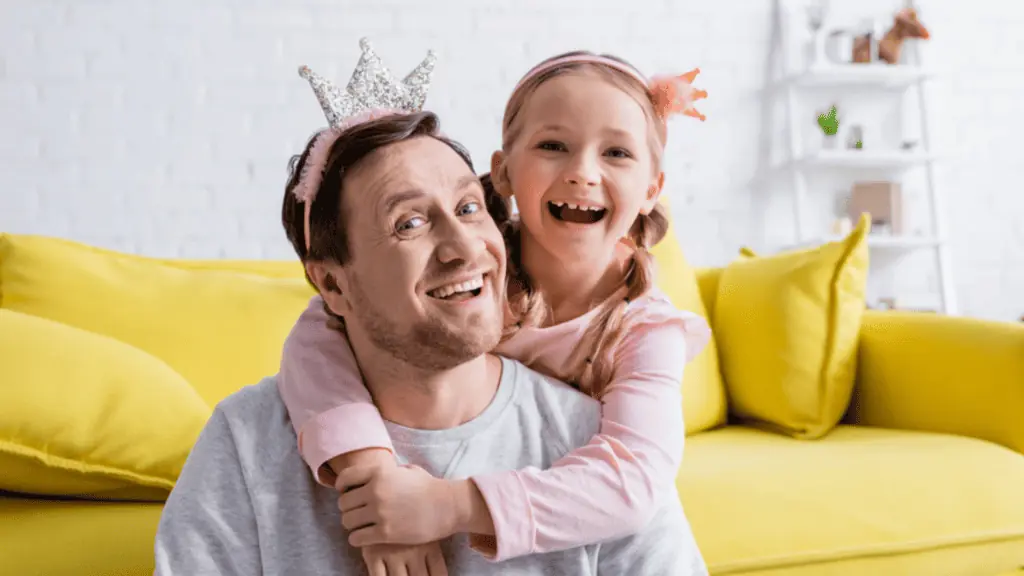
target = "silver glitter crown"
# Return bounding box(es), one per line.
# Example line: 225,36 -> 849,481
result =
298,37 -> 436,127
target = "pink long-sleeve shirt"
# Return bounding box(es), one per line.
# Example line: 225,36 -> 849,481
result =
277,288 -> 710,561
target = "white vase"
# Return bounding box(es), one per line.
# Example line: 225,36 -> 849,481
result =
822,134 -> 839,150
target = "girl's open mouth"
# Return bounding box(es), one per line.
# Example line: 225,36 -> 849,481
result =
548,201 -> 607,224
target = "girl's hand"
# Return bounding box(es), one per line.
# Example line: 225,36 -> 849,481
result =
337,464 -> 457,547
360,542 -> 449,576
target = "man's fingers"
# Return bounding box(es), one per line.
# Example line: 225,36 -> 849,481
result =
340,506 -> 376,532
364,554 -> 387,576
383,555 -> 409,576
406,558 -> 430,576
337,487 -> 368,513
427,549 -> 449,576
335,464 -> 378,492
349,525 -> 384,547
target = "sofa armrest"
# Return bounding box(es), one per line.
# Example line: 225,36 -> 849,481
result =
848,310 -> 1024,454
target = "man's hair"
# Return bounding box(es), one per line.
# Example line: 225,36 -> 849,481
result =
282,111 -> 493,268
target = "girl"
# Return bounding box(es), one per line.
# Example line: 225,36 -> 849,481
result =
279,50 -> 711,565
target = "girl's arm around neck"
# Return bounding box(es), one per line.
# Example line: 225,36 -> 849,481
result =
277,295 -> 398,486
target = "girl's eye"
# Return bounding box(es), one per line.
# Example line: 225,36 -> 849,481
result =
396,216 -> 425,232
537,140 -> 567,152
458,201 -> 481,216
605,147 -> 633,159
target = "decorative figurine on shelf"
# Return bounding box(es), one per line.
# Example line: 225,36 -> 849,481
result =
852,8 -> 930,64
804,0 -> 832,69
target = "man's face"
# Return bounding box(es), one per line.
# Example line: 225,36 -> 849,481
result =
325,136 -> 507,370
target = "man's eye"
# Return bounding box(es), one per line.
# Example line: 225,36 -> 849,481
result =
458,202 -> 481,216
605,147 -> 633,159
537,140 -> 567,152
396,216 -> 425,232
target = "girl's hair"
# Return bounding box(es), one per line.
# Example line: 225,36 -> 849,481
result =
489,51 -> 672,398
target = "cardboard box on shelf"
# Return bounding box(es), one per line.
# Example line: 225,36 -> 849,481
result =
849,181 -> 903,234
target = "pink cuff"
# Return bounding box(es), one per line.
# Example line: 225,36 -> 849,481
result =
297,403 -> 395,487
469,471 -> 535,561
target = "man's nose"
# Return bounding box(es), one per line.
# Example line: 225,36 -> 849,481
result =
563,152 -> 600,187
434,214 -> 486,265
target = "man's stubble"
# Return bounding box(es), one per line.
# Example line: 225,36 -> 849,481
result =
344,273 -> 502,373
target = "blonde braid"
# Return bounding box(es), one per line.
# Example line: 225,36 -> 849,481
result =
568,203 -> 670,397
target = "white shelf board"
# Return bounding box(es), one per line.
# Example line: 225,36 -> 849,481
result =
783,235 -> 943,252
826,235 -> 942,249
794,149 -> 937,169
788,64 -> 933,88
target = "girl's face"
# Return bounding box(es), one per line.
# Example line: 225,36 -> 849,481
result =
495,72 -> 664,264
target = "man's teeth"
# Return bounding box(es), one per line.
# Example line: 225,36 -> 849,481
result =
428,275 -> 484,299
550,201 -> 603,211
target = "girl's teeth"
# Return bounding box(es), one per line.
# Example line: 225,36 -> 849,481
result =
550,201 -> 603,211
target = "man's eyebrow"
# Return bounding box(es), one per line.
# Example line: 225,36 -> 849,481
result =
457,174 -> 482,191
379,175 -> 480,216
380,189 -> 427,216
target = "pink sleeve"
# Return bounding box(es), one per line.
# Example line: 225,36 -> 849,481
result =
470,303 -> 710,561
277,295 -> 395,486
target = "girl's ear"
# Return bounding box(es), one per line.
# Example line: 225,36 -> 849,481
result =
305,260 -> 353,316
640,171 -> 665,215
490,151 -> 513,198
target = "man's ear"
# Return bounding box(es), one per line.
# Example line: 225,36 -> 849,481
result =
640,171 -> 665,215
490,151 -> 513,198
304,260 -> 353,316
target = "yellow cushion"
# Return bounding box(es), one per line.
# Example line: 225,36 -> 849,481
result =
0,309 -> 209,499
694,267 -> 722,320
678,425 -> 1024,576
0,496 -> 162,576
713,216 -> 870,438
651,206 -> 727,435
0,234 -> 315,406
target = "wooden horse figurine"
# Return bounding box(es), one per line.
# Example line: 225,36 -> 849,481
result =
852,8 -> 930,64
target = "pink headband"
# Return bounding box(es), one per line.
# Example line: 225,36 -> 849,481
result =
512,54 -> 708,123
293,108 -> 402,252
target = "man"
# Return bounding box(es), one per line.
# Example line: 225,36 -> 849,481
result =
154,111 -> 698,574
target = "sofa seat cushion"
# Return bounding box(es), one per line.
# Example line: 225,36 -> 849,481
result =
0,496 -> 162,576
678,425 -> 1024,575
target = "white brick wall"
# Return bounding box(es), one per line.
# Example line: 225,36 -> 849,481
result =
1,0 -> 1021,321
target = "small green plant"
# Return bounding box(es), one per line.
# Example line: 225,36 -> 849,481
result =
817,105 -> 839,136
855,140 -> 863,149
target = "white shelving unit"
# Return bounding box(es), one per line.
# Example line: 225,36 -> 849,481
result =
778,1 -> 956,315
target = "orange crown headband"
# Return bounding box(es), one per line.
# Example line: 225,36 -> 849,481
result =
512,54 -> 708,122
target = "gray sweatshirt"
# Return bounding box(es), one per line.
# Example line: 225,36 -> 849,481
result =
154,357 -> 708,575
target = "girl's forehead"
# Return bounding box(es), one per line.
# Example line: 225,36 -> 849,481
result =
521,74 -> 651,127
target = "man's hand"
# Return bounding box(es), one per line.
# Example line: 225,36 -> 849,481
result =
336,464 -> 459,547
360,543 -> 449,576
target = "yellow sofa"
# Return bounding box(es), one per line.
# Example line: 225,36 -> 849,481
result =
2,232 -> 1023,576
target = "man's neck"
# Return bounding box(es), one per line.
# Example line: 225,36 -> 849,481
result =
349,340 -> 502,430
